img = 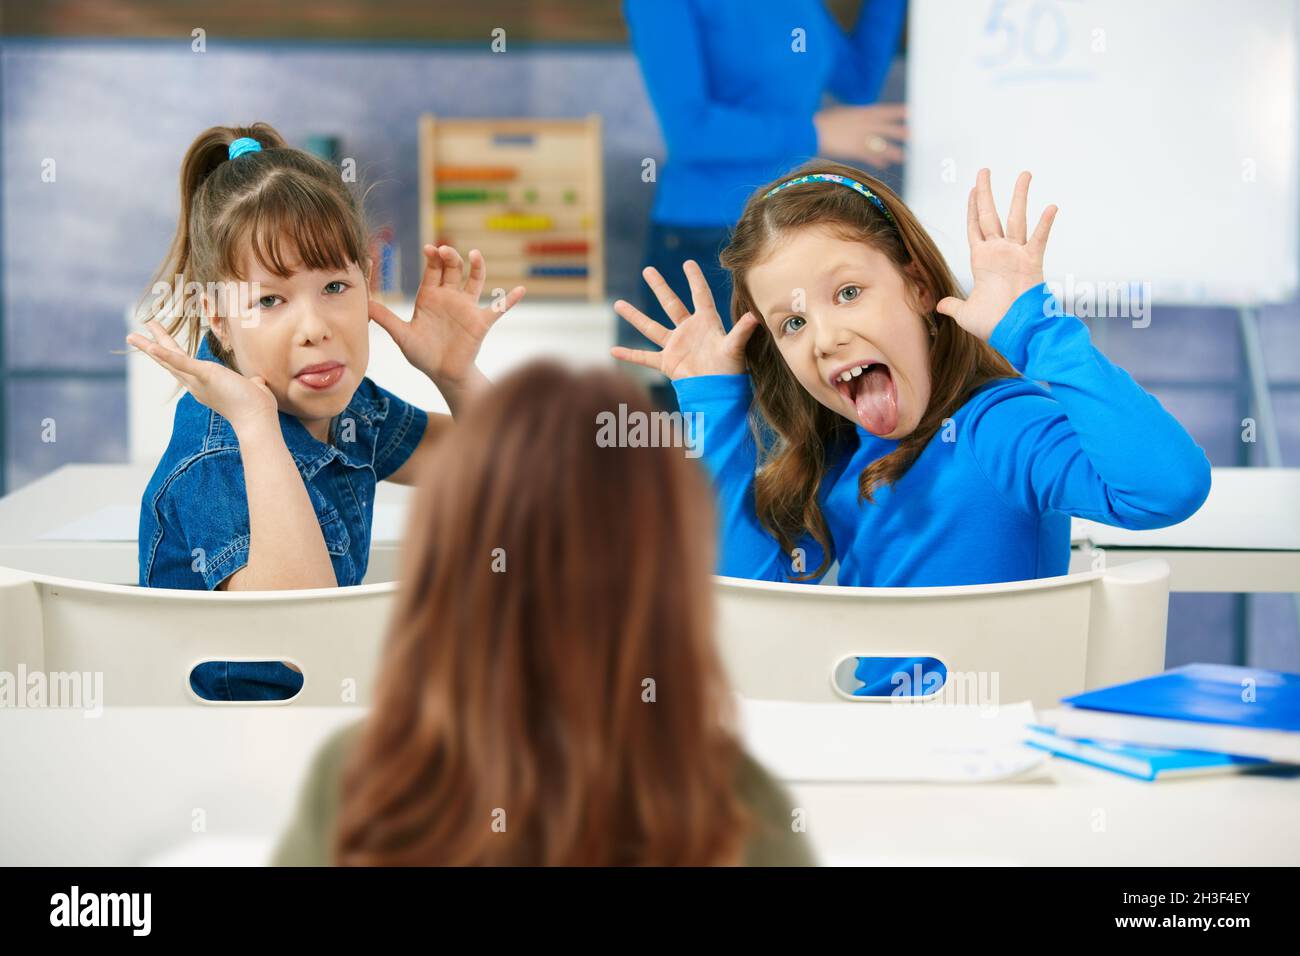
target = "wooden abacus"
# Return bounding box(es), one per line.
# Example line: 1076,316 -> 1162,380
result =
418,114 -> 605,302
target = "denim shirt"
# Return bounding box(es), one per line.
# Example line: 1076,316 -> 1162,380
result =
139,336 -> 428,591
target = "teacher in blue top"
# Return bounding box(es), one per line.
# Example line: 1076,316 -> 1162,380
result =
622,0 -> 908,411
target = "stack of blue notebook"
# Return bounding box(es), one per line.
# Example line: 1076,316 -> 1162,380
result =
1030,663 -> 1300,781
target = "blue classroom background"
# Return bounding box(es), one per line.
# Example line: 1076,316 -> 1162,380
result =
1,39 -> 1297,670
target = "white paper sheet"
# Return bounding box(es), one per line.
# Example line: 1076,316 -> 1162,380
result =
738,698 -> 1046,783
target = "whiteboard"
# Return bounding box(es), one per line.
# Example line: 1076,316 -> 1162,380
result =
905,0 -> 1298,306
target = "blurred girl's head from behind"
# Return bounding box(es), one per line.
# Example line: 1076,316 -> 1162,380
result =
142,122 -> 372,425
722,159 -> 1017,579
335,361 -> 752,866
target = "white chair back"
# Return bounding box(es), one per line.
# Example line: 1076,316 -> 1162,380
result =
713,559 -> 1169,709
0,566 -> 398,706
0,565 -> 46,672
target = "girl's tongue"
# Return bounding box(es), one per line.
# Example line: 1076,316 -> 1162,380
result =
852,364 -> 898,436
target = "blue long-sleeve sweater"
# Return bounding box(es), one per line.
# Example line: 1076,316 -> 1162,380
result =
674,283 -> 1212,695
624,0 -> 907,227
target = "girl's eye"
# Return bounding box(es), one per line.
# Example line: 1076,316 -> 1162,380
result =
257,294 -> 283,310
324,280 -> 349,295
837,285 -> 862,303
781,315 -> 806,336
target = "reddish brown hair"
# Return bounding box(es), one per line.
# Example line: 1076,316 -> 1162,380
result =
722,160 -> 1018,579
334,362 -> 753,865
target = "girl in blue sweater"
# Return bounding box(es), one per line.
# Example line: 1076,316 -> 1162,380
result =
611,160 -> 1211,696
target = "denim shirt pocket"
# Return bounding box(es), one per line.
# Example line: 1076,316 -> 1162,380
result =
317,506 -> 351,556
310,486 -> 358,586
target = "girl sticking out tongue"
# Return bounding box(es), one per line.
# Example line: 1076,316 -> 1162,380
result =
612,160 -> 1211,698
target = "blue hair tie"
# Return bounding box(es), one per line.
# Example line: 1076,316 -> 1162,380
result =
228,137 -> 263,161
764,173 -> 896,225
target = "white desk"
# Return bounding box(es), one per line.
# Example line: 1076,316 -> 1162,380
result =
2,465 -> 1294,595
0,463 -> 415,585
0,707 -> 1295,866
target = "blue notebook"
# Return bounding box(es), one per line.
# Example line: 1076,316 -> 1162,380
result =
1025,725 -> 1270,781
1062,664 -> 1300,732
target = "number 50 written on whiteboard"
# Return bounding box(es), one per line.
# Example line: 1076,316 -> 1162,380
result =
979,0 -> 1095,80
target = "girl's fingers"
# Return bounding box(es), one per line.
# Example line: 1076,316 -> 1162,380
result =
465,249 -> 486,301
247,375 -> 277,406
135,333 -> 203,378
129,337 -> 198,389
609,345 -> 663,372
439,246 -> 464,288
975,168 -> 1005,239
367,298 -> 408,344
1028,204 -> 1059,258
966,188 -> 982,246
614,299 -> 671,347
935,295 -> 965,320
418,244 -> 444,291
411,245 -> 444,307
682,259 -> 717,317
724,311 -> 760,354
1007,171 -> 1032,244
486,285 -> 526,321
642,266 -> 691,326
144,319 -> 185,354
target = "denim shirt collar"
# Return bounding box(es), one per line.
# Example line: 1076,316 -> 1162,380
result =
195,333 -> 386,480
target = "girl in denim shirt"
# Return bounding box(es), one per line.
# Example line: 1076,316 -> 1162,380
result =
128,123 -> 524,701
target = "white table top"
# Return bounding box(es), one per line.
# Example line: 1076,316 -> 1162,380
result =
1,464 -> 1294,591
0,463 -> 415,584
1,706 -> 1294,867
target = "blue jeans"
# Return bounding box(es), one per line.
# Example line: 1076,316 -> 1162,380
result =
190,661 -> 304,702
619,222 -> 734,413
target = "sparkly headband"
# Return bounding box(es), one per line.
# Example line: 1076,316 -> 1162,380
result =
763,173 -> 896,225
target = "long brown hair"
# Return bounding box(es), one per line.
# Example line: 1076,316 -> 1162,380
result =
722,160 -> 1018,580
140,122 -> 371,366
335,362 -> 753,865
